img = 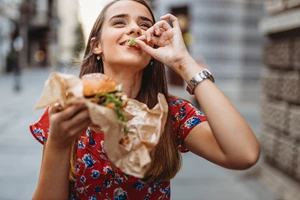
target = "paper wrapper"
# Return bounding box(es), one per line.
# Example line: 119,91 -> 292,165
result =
34,72 -> 168,178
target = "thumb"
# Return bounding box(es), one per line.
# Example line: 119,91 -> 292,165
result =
48,103 -> 63,115
135,39 -> 156,57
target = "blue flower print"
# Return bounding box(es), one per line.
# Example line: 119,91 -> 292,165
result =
33,128 -> 43,135
88,195 -> 98,200
104,180 -> 112,188
80,175 -> 86,183
91,170 -> 100,179
86,128 -> 91,137
100,141 -> 106,153
196,110 -> 205,116
160,186 -> 170,198
76,186 -> 84,194
33,128 -> 44,142
82,154 -> 95,168
95,186 -> 102,193
144,195 -> 150,200
76,163 -> 80,172
103,166 -> 112,174
184,117 -> 201,128
148,187 -> 154,194
78,141 -> 85,149
89,137 -> 96,146
114,175 -> 123,185
36,136 -> 44,142
132,181 -> 145,191
153,182 -> 161,188
170,101 -> 176,106
113,187 -> 128,200
170,99 -> 183,106
180,106 -> 186,113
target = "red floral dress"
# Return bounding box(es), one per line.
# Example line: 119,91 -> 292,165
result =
29,96 -> 207,200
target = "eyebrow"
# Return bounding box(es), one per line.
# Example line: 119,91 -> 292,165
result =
109,14 -> 154,24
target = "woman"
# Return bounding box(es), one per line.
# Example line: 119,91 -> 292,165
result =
30,0 -> 260,199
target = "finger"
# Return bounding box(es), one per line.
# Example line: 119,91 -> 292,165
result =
148,21 -> 171,37
58,103 -> 86,121
48,103 -> 63,115
154,25 -> 160,36
69,118 -> 91,137
156,20 -> 172,31
135,39 -> 156,57
145,28 -> 153,42
136,35 -> 146,41
160,14 -> 180,29
67,108 -> 90,127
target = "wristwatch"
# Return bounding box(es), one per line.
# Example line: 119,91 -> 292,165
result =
186,68 -> 215,95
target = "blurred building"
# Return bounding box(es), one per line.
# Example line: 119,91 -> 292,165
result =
0,0 -> 22,73
24,0 -> 81,69
259,0 -> 300,199
151,0 -> 264,103
0,0 -> 82,73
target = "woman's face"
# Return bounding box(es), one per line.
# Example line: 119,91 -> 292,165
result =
97,1 -> 154,71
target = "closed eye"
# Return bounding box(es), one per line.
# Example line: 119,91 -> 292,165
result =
113,19 -> 126,26
140,22 -> 152,29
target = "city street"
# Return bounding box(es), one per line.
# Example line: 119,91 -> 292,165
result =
0,68 -> 277,200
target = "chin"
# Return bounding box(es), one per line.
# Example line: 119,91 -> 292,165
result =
112,58 -> 150,70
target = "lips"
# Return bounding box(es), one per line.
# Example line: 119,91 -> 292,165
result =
120,39 -> 141,50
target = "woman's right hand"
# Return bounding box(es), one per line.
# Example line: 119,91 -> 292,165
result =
47,103 -> 91,149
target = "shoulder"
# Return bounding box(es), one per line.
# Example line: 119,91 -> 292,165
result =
167,95 -> 195,113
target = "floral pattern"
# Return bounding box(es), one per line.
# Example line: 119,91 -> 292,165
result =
29,96 -> 207,199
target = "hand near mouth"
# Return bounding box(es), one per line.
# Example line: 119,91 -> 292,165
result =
134,14 -> 192,73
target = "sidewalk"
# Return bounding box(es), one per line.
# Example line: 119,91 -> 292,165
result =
0,68 -> 277,200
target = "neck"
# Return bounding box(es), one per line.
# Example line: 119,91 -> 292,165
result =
104,67 -> 143,99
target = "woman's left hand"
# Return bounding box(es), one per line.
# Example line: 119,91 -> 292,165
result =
135,14 -> 196,74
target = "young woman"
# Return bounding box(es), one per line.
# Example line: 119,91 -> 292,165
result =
30,0 -> 260,199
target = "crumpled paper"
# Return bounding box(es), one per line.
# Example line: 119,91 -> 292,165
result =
34,72 -> 168,178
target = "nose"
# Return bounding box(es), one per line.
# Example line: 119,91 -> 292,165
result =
126,22 -> 141,36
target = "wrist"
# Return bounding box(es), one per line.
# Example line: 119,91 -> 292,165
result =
46,136 -> 73,151
186,68 -> 215,95
174,55 -> 206,82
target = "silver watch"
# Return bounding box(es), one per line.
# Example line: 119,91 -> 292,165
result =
186,68 -> 214,95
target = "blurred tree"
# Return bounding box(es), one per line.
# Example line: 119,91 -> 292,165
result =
73,22 -> 85,58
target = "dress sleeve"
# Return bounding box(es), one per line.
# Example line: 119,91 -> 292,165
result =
169,97 -> 207,153
29,107 -> 50,145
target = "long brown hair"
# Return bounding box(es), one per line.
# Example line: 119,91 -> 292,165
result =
70,0 -> 181,184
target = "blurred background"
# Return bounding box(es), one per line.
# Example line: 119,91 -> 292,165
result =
1,0 -> 300,199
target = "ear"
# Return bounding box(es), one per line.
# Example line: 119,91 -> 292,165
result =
91,37 -> 102,54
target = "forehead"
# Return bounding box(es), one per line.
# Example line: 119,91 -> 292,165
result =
105,1 -> 153,21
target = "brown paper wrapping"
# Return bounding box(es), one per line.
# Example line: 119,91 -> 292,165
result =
34,72 -> 168,178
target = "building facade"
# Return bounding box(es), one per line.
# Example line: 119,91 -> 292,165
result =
259,0 -> 300,198
0,0 -> 81,73
151,0 -> 264,103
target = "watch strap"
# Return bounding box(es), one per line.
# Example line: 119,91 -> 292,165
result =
186,68 -> 214,95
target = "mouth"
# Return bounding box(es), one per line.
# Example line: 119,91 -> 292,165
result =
120,39 -> 141,50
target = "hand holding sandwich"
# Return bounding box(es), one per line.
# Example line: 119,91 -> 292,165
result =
47,103 -> 91,149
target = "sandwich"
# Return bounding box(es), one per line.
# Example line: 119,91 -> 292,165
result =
81,73 -> 128,130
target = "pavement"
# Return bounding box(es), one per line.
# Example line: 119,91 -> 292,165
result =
0,67 -> 278,200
